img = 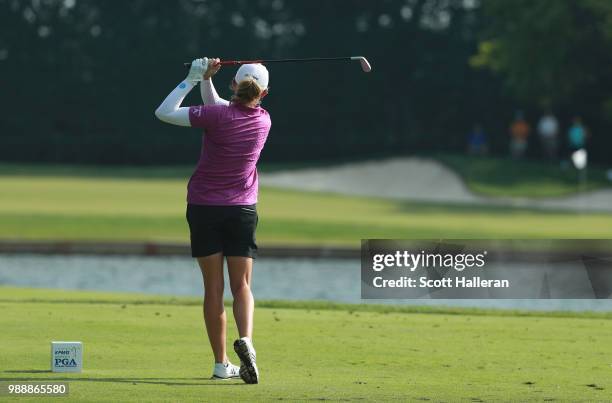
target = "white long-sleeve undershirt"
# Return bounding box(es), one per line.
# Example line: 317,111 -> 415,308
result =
200,79 -> 230,106
154,81 -> 194,127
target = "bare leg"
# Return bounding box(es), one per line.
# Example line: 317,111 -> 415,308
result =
197,253 -> 227,363
227,256 -> 254,339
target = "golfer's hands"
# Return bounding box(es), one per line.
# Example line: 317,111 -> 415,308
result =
204,58 -> 221,80
185,57 -> 208,84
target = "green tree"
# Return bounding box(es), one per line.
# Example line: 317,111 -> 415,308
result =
472,0 -> 612,114
0,0 -> 517,163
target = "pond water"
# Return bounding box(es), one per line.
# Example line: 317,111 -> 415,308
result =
1,254 -> 611,312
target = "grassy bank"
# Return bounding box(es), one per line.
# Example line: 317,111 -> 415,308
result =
1,287 -> 610,401
1,171 -> 612,245
436,154 -> 612,198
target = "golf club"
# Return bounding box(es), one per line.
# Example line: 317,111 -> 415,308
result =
183,56 -> 372,73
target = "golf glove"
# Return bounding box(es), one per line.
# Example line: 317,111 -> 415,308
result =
185,57 -> 208,84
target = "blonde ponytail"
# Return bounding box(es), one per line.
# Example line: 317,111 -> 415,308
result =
231,78 -> 264,105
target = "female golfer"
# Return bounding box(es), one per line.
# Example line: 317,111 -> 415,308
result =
155,58 -> 270,384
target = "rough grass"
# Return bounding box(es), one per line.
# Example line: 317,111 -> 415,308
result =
1,287 -> 611,402
436,154 -> 612,198
1,173 -> 612,246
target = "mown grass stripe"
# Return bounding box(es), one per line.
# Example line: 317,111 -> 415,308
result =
1,297 -> 611,320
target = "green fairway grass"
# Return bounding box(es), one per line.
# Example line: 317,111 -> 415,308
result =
2,172 -> 612,246
2,154 -> 611,199
1,287 -> 611,401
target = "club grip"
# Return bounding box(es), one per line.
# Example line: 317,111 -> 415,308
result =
183,61 -> 226,67
184,61 -> 229,67
183,60 -> 262,67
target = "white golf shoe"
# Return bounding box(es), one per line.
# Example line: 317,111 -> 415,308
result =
211,361 -> 241,380
234,337 -> 259,384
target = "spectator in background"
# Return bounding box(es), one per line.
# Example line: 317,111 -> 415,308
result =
509,111 -> 531,159
537,111 -> 559,160
568,116 -> 588,151
467,124 -> 488,156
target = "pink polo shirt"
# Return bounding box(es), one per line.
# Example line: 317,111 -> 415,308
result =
187,103 -> 271,205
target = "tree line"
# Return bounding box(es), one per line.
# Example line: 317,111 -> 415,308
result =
0,0 -> 610,164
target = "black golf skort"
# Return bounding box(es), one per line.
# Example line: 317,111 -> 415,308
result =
186,203 -> 259,258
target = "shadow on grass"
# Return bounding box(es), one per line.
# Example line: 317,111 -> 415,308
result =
1,371 -> 245,386
0,160 -> 339,179
4,370 -> 52,373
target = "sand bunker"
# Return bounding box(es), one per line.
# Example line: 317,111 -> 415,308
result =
260,157 -> 612,212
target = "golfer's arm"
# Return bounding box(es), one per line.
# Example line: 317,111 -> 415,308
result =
200,79 -> 230,106
154,81 -> 194,127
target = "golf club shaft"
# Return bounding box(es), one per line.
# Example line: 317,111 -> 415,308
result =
183,57 -> 355,68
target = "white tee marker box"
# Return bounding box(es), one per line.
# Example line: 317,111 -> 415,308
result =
51,341 -> 83,373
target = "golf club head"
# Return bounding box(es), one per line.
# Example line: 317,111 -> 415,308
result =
351,56 -> 372,73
